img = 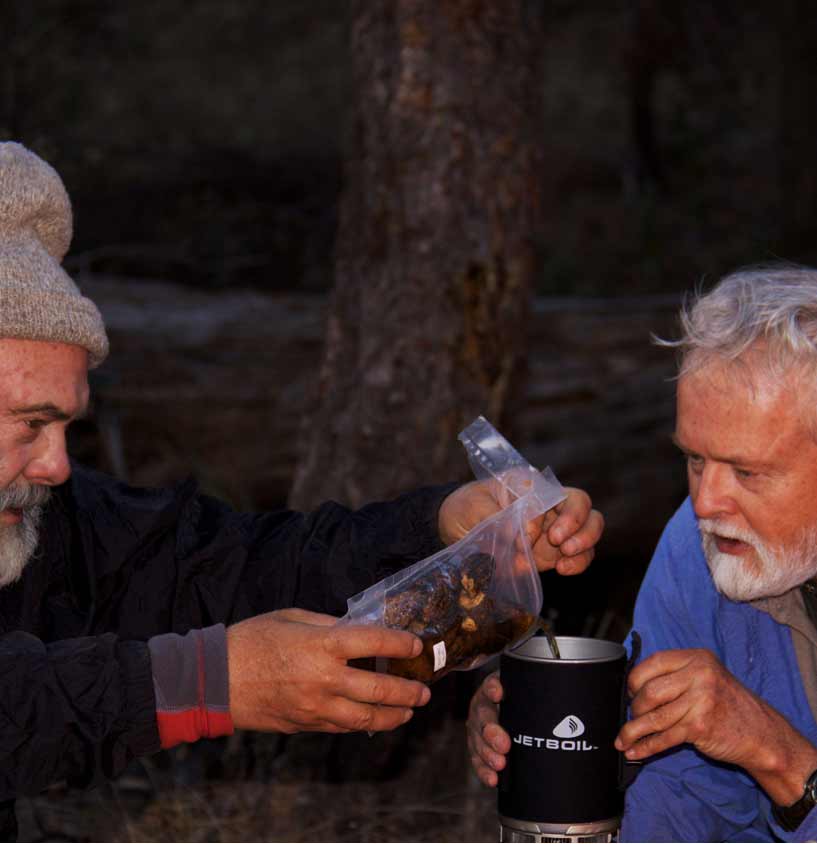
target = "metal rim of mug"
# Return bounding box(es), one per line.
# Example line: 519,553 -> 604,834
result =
506,635 -> 625,664
498,814 -> 621,835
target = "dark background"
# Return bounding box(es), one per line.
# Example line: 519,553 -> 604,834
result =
8,1 -> 815,295
4,1 -> 817,840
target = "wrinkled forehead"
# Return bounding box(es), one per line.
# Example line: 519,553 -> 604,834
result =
0,339 -> 89,410
678,351 -> 817,439
681,343 -> 812,397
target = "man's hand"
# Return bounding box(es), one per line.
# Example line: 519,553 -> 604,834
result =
466,671 -> 510,787
227,608 -> 430,735
615,648 -> 817,806
438,481 -> 603,576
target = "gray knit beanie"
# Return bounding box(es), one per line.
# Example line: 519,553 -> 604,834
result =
0,142 -> 108,368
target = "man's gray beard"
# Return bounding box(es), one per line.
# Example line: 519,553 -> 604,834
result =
699,518 -> 817,602
0,484 -> 51,590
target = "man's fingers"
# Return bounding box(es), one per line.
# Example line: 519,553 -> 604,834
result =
483,671 -> 504,704
551,509 -> 604,557
483,721 -> 511,755
522,487 -> 595,557
466,672 -> 511,788
467,719 -> 507,782
627,649 -> 698,696
529,505 -> 603,575
523,512 -> 547,545
554,547 -> 595,576
547,487 -> 592,543
366,704 -> 417,733
616,697 -> 690,751
469,696 -> 507,753
325,624 -> 422,661
471,754 -> 500,788
619,722 -> 689,761
324,696 -> 416,733
629,671 -> 688,718
339,665 -> 431,708
472,735 -> 508,776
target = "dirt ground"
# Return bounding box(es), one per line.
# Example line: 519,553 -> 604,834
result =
16,715 -> 500,843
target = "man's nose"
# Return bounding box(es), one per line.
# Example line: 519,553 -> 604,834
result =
691,463 -> 736,520
23,427 -> 71,487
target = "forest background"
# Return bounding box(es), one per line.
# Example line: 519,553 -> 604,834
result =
4,0 -> 817,840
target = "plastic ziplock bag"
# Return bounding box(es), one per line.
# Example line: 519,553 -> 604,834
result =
341,416 -> 566,684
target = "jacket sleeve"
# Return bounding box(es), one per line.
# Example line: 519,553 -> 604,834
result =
195,482 -> 460,620
0,467 -> 456,800
66,464 -> 459,636
0,631 -> 157,801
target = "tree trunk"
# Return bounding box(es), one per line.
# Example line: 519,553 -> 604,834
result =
289,0 -> 545,510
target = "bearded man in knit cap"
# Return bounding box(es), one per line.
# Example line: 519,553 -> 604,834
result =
0,142 -> 602,838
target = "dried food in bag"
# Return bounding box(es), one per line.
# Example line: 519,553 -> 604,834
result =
343,416 -> 565,684
381,551 -> 537,683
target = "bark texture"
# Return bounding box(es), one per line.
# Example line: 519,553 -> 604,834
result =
289,0 -> 546,510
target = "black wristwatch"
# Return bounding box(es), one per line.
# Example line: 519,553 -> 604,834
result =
773,768 -> 817,832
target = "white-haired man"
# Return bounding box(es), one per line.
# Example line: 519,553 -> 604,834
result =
0,141 -> 602,840
467,266 -> 817,841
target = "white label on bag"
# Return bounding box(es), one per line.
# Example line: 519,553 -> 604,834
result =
433,641 -> 447,672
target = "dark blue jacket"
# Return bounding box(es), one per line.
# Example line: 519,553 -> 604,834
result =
0,462 -> 450,840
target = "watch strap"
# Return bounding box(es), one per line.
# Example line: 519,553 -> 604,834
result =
773,768 -> 817,832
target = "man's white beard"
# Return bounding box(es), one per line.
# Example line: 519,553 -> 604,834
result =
699,518 -> 817,601
0,484 -> 50,590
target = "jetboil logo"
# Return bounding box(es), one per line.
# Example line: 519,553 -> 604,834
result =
513,714 -> 598,751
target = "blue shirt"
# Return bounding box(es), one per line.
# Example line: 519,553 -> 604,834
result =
621,498 -> 817,842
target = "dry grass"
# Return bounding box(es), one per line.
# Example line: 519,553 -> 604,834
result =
16,715 -> 499,843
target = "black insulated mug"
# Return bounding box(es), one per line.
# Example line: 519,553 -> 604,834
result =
498,635 -> 631,843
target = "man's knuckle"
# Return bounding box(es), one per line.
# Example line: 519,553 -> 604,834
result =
633,735 -> 653,756
368,676 -> 388,703
353,708 -> 376,732
645,707 -> 668,731
323,629 -> 343,655
563,512 -> 582,531
367,627 -> 388,653
641,682 -> 659,706
698,671 -> 718,695
296,699 -> 317,720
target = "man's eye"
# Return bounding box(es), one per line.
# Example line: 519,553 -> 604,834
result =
24,419 -> 46,431
734,468 -> 755,481
686,455 -> 704,473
